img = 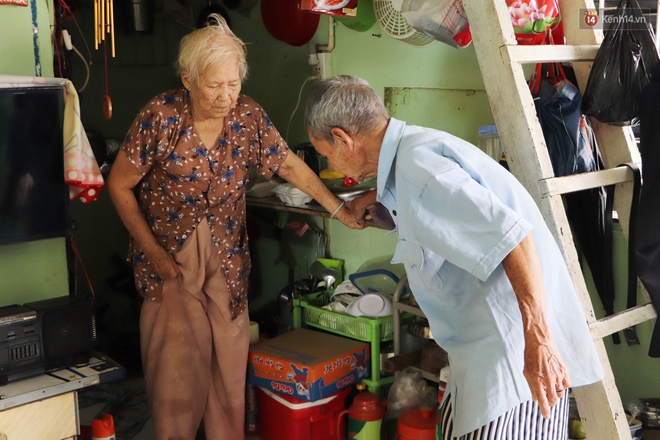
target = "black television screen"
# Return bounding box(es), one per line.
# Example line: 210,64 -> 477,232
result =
0,86 -> 71,245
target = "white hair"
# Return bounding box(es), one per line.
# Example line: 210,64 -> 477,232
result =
175,13 -> 248,85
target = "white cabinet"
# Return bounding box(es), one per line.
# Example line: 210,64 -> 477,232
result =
0,392 -> 78,440
0,354 -> 124,440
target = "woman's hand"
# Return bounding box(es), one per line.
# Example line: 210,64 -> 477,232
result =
148,247 -> 181,281
108,150 -> 181,281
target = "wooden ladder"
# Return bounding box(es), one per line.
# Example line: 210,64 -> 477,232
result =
461,0 -> 657,438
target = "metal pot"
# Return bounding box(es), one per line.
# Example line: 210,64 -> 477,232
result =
642,406 -> 660,429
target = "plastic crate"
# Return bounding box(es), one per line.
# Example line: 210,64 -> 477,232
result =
293,291 -> 414,383
293,291 -> 412,341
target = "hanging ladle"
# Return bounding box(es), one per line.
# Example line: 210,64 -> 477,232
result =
103,93 -> 112,120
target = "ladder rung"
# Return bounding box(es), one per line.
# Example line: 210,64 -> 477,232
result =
504,45 -> 601,64
540,166 -> 635,197
590,303 -> 657,340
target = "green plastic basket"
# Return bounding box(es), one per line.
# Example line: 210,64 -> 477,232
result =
293,291 -> 411,342
293,290 -> 413,383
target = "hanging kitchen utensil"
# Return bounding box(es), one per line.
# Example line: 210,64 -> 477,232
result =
261,0 -> 320,47
335,0 -> 376,32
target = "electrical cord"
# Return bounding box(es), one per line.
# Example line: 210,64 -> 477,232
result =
72,44 -> 91,92
71,15 -> 92,64
285,75 -> 319,144
68,236 -> 96,308
52,0 -> 93,91
57,0 -> 77,20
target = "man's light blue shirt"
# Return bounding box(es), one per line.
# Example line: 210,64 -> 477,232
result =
379,118 -> 603,436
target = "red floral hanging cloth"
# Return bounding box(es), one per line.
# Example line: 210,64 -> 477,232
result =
62,80 -> 104,204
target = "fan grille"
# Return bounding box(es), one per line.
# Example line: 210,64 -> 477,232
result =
373,0 -> 436,47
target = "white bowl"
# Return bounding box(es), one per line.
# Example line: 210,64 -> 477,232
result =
272,183 -> 313,207
345,293 -> 393,318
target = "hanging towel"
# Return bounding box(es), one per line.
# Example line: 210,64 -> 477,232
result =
0,75 -> 104,204
62,80 -> 104,204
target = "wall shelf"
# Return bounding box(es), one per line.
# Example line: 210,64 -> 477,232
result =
247,196 -> 331,218
247,196 -> 384,229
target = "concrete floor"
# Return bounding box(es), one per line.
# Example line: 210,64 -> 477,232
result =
79,403 -> 263,440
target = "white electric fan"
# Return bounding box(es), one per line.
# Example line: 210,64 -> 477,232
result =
373,0 -> 436,47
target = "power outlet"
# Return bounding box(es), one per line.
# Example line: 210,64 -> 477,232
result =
311,52 -> 332,80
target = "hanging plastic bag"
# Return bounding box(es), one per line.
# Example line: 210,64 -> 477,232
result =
561,118 -> 622,342
531,60 -> 624,342
636,63 -> 660,356
400,0 -> 472,48
530,61 -> 596,176
506,0 -> 562,45
581,0 -> 660,125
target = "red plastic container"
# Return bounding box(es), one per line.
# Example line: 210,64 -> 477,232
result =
395,406 -> 437,440
91,413 -> 116,440
257,386 -> 351,440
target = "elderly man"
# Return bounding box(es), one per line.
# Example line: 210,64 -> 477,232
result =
304,75 -> 603,439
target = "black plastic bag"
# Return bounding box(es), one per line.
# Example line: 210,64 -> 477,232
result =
531,62 -> 625,342
581,0 -> 660,125
531,63 -> 596,176
635,63 -> 660,356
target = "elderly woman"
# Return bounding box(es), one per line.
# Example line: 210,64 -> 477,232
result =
106,15 -> 362,440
